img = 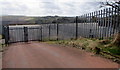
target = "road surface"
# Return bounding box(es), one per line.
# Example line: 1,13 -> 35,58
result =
2,42 -> 119,68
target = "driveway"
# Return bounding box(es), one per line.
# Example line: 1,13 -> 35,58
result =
2,42 -> 119,68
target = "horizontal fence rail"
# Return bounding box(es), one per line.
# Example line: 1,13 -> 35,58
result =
3,7 -> 120,44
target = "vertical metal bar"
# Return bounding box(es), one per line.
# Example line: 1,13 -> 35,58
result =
79,16 -> 82,37
84,14 -> 86,38
82,15 -> 83,37
56,23 -> 59,40
87,14 -> 89,38
86,13 -> 90,38
7,26 -> 10,43
31,28 -> 33,41
114,7 -> 117,34
111,7 -> 114,36
92,12 -> 94,38
83,15 -> 85,38
85,14 -> 88,38
85,14 -> 87,38
16,28 -> 18,42
93,12 -> 96,38
114,7 -> 118,34
118,6 -> 120,33
32,28 -> 34,41
108,8 -> 111,37
37,27 -> 39,41
103,9 -> 106,39
38,27 -> 41,41
75,16 -> 78,39
113,8 -> 115,34
49,24 -> 50,40
98,11 -> 100,38
109,8 -> 112,37
81,15 -> 84,37
22,27 -> 24,41
98,10 -> 103,38
14,28 -> 16,42
117,7 -> 120,33
41,26 -> 42,41
89,13 -> 92,38
24,27 -> 28,42
95,11 -> 98,38
112,7 -> 115,35
4,26 -> 9,45
105,8 -> 108,38
100,10 -> 104,39
30,27 -> 32,41
17,28 -> 19,42
96,11 -> 98,38
82,15 -> 84,37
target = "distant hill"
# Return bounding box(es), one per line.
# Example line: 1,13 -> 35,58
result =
1,15 -> 34,21
35,16 -> 76,24
1,15 -> 35,25
0,15 -> 35,34
1,15 -> 77,25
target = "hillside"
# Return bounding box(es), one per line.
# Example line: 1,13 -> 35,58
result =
1,15 -> 77,25
35,16 -> 76,24
1,15 -> 35,25
1,15 -> 34,21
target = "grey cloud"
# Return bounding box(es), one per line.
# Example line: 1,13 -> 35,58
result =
42,2 -> 60,10
2,1 -> 29,15
1,0 -> 100,16
40,2 -> 63,15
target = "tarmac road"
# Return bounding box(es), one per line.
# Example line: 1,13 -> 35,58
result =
2,42 -> 119,68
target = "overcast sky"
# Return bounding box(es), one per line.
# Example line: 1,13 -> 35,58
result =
0,0 -> 110,17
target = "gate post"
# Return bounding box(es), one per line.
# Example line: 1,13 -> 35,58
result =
4,26 -> 9,45
75,16 -> 78,40
24,27 -> 28,42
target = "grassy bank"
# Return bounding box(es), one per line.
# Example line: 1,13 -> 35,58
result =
0,35 -> 2,39
45,38 -> 120,63
0,35 -> 4,52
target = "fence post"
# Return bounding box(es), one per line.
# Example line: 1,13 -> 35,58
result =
117,6 -> 120,32
40,26 -> 42,41
56,23 -> 59,40
75,16 -> 78,39
24,27 -> 28,42
4,26 -> 9,45
49,25 -> 50,41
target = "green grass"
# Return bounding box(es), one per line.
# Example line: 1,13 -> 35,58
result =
0,35 -> 2,39
102,46 -> 120,55
45,37 -> 120,62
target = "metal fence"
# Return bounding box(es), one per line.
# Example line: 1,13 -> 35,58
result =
41,7 -> 120,40
3,7 -> 120,44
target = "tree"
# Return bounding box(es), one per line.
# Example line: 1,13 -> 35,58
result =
100,0 -> 120,47
100,0 -> 120,9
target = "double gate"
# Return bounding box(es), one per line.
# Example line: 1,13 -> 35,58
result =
4,25 -> 42,44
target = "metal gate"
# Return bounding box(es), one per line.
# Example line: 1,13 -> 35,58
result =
4,25 -> 42,44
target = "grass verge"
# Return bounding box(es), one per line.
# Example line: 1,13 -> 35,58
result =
45,37 -> 120,64
0,35 -> 2,39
